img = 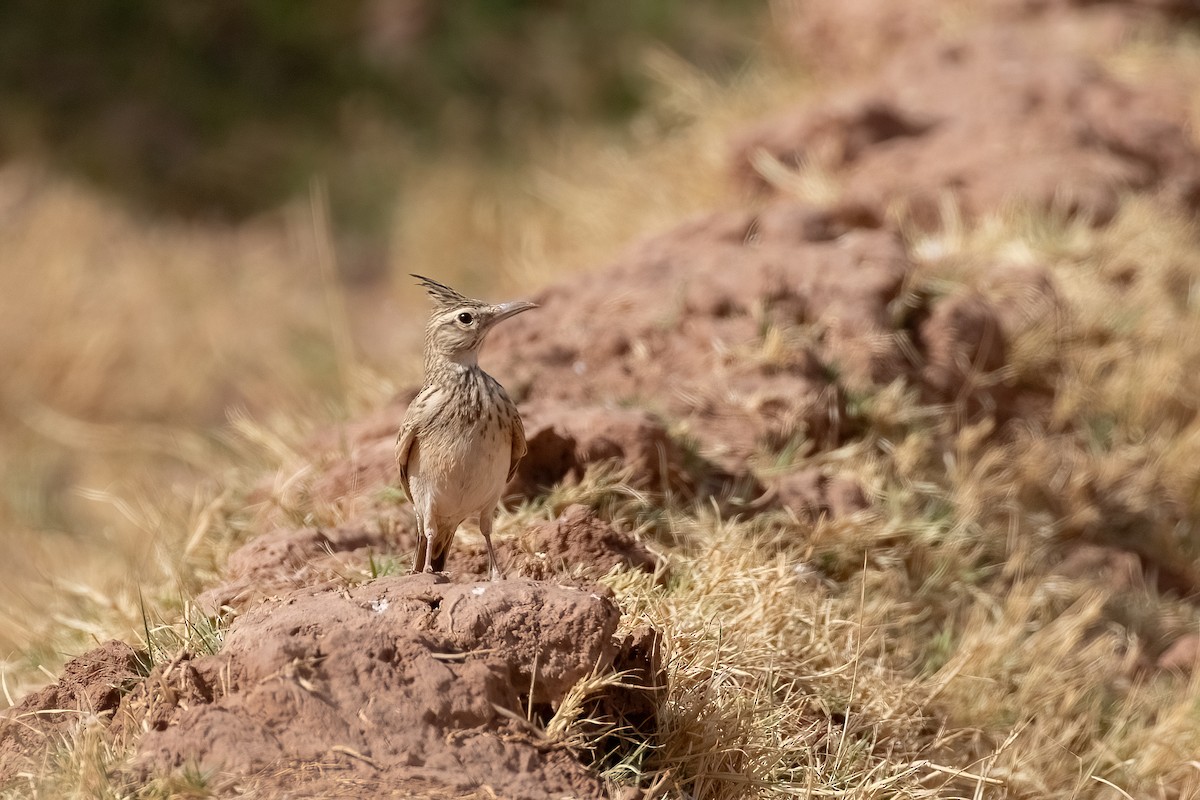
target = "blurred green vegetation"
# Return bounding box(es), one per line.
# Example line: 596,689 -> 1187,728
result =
0,0 -> 760,219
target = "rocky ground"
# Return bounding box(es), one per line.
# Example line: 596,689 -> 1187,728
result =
5,1 -> 1200,797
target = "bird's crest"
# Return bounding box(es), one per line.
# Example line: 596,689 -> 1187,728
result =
412,274 -> 471,308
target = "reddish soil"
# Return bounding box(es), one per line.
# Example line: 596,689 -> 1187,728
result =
488,194 -> 1052,476
744,18 -> 1200,227
448,504 -> 659,583
198,504 -> 658,614
777,0 -> 1169,77
6,0 -> 1200,796
0,641 -> 145,782
131,576 -> 621,799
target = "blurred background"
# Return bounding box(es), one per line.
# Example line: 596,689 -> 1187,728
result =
0,1 -> 781,692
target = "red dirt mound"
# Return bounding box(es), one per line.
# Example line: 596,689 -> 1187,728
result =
199,505 -> 657,613
448,504 -> 659,582
737,25 -> 1200,227
511,403 -> 691,497
0,641 -> 145,782
488,209 -> 1025,472
195,523 -> 401,613
299,394 -> 759,534
130,575 -> 622,799
492,220 -> 900,463
777,0 -> 1164,77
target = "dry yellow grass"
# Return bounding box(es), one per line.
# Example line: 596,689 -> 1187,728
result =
5,19 -> 1200,800
0,166 -> 369,699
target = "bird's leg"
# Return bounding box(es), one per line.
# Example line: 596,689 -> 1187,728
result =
479,507 -> 506,581
410,510 -> 427,574
423,522 -> 437,574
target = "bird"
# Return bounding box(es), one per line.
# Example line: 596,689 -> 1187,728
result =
395,275 -> 535,580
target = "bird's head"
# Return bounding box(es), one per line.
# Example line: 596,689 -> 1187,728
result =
413,274 -> 537,369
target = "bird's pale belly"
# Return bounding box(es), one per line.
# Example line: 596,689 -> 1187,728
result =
408,419 -> 510,524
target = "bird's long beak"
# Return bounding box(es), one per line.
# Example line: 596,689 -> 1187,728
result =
490,300 -> 538,325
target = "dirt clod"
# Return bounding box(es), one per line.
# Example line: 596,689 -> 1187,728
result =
0,640 -> 146,782
488,224 -> 914,468
196,523 -> 402,613
456,501 -> 662,582
511,404 -> 693,498
738,25 -> 1200,227
133,575 -> 622,799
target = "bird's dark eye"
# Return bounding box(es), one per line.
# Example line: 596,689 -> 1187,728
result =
457,312 -> 474,325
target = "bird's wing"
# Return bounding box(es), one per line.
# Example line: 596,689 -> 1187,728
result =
395,386 -> 439,503
507,413 -> 528,484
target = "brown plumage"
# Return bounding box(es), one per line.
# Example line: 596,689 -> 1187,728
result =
395,275 -> 535,579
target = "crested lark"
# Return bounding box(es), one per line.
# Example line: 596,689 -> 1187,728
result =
396,275 -> 535,580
